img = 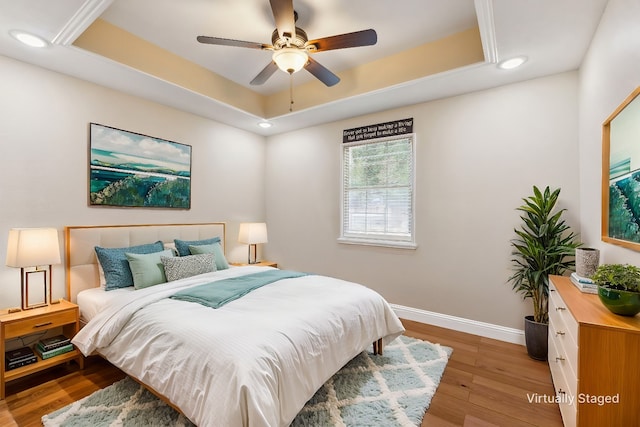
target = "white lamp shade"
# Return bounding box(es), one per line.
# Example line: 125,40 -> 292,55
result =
6,228 -> 61,267
238,223 -> 268,245
272,48 -> 308,73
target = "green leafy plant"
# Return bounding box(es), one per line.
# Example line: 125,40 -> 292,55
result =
508,186 -> 581,323
592,264 -> 640,292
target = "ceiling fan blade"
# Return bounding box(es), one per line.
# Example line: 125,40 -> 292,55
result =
250,61 -> 279,85
307,29 -> 377,52
304,57 -> 340,87
269,0 -> 296,40
197,35 -> 270,50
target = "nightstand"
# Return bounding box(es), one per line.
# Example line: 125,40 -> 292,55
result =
231,261 -> 278,268
0,300 -> 83,399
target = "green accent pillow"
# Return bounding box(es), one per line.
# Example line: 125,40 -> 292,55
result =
189,243 -> 229,270
125,249 -> 174,289
95,241 -> 165,290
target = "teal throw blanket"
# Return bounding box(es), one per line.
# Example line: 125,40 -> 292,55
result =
170,270 -> 308,308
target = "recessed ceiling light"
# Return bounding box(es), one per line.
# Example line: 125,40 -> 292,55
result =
9,30 -> 49,48
258,121 -> 273,129
498,56 -> 527,70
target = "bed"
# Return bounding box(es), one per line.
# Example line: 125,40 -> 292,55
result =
66,223 -> 405,427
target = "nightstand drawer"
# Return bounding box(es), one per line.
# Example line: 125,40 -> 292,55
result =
3,309 -> 76,339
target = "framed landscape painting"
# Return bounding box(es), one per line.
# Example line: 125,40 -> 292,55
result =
602,86 -> 640,250
89,123 -> 191,209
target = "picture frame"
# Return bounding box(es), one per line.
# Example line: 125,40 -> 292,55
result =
89,123 -> 191,209
24,269 -> 47,309
602,86 -> 640,250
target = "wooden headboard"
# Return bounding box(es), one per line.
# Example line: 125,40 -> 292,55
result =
65,223 -> 226,303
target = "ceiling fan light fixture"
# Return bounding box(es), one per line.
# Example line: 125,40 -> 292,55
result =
273,48 -> 308,74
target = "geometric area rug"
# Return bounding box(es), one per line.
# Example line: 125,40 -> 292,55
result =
291,335 -> 452,427
42,335 -> 452,427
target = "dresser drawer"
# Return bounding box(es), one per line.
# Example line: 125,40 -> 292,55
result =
549,285 -> 579,345
3,309 -> 77,339
549,318 -> 578,383
549,330 -> 577,427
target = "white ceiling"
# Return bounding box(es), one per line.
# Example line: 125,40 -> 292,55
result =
0,0 -> 608,135
101,0 -> 479,96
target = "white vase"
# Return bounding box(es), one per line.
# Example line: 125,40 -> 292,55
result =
575,248 -> 600,278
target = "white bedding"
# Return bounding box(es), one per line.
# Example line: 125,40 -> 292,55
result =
76,287 -> 132,323
73,266 -> 405,427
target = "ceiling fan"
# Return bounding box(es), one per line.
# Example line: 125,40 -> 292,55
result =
196,0 -> 377,87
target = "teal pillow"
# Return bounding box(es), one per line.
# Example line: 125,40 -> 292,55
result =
174,237 -> 221,257
125,249 -> 174,289
95,241 -> 164,290
189,243 -> 229,270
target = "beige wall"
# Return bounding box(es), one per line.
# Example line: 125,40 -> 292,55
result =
579,0 -> 640,265
265,72 -> 580,330
3,0 -> 639,334
0,55 -> 267,308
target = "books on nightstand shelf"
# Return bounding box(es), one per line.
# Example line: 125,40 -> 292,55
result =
570,272 -> 598,294
5,346 -> 37,370
39,334 -> 71,351
35,335 -> 74,360
35,343 -> 74,360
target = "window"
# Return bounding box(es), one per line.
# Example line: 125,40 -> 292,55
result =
340,134 -> 416,248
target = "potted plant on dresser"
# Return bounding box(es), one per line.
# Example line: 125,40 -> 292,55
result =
592,263 -> 640,316
508,186 -> 580,360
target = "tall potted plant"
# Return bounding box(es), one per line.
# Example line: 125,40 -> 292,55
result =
508,186 -> 580,360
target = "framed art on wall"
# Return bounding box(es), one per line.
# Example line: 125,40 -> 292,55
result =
89,123 -> 191,209
602,86 -> 640,250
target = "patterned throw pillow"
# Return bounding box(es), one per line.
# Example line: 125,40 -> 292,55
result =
161,253 -> 216,282
188,243 -> 230,270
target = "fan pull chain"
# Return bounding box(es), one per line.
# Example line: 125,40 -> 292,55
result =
289,72 -> 294,112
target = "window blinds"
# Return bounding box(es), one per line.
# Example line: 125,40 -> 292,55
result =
342,136 -> 414,243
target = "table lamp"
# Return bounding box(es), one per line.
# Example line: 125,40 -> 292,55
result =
6,228 -> 61,310
238,223 -> 268,264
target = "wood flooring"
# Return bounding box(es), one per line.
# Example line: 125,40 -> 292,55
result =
0,319 -> 563,426
403,319 -> 563,427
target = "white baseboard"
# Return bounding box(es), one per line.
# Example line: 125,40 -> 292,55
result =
392,304 -> 526,346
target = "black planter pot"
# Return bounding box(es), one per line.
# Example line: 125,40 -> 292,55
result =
524,315 -> 548,361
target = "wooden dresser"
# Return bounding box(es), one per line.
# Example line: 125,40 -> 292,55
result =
548,275 -> 640,426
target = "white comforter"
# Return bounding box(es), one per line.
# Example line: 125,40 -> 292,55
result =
73,266 -> 405,427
